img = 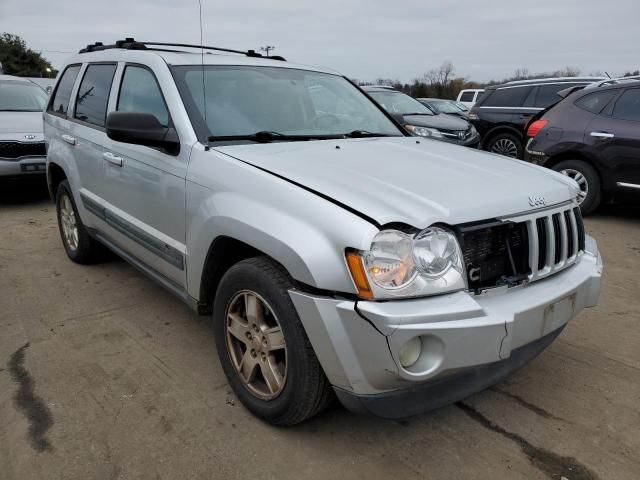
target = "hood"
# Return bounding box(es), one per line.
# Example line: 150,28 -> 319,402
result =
0,111 -> 44,141
214,137 -> 578,228
402,113 -> 470,131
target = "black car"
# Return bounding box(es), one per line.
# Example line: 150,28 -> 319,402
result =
469,77 -> 604,159
524,77 -> 640,214
363,87 -> 480,147
417,98 -> 469,118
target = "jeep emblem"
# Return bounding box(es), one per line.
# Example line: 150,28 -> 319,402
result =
528,195 -> 546,207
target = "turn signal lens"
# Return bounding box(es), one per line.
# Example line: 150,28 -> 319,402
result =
345,251 -> 374,300
527,119 -> 549,138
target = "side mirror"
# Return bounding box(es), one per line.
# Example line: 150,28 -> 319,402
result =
106,112 -> 179,153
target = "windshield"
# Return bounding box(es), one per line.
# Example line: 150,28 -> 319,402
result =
430,100 -> 461,114
0,80 -> 48,112
368,91 -> 433,116
171,65 -> 403,142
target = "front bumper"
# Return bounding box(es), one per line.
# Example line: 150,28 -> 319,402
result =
0,157 -> 47,177
289,236 -> 602,418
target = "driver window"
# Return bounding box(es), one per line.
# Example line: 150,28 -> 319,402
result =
117,66 -> 170,127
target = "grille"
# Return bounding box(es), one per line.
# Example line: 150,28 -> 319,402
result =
0,141 -> 46,160
459,206 -> 585,292
527,207 -> 585,281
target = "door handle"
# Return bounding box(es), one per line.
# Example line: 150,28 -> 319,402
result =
61,134 -> 76,145
590,132 -> 615,139
102,152 -> 123,167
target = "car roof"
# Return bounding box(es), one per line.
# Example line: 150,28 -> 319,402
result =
361,86 -> 398,92
488,77 -> 605,90
62,48 -> 340,76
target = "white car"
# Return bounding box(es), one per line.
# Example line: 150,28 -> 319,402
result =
456,88 -> 485,108
0,74 -> 49,177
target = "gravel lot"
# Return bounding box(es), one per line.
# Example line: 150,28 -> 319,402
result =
1,177 -> 639,480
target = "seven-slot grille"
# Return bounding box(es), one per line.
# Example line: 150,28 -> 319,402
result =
0,141 -> 46,160
459,205 -> 585,292
527,206 -> 585,281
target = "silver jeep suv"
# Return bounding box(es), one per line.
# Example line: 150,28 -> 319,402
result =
44,39 -> 602,425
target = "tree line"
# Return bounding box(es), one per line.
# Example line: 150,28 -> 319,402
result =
0,33 -> 57,77
358,61 -> 640,100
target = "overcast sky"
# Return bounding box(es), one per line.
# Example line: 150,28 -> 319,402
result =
2,0 -> 638,82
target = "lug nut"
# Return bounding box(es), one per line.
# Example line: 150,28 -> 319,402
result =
250,349 -> 257,358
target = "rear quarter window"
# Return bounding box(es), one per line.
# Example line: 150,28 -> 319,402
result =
48,65 -> 81,117
575,90 -> 617,114
481,86 -> 531,107
535,83 -> 585,108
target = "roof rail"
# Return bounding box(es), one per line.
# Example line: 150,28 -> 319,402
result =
78,38 -> 286,61
584,75 -> 640,89
504,76 -> 605,85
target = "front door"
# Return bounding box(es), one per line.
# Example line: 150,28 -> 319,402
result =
99,64 -> 189,288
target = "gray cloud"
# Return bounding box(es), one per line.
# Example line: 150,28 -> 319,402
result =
1,0 -> 638,82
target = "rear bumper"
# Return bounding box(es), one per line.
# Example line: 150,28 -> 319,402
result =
290,236 -> 602,417
0,157 -> 47,177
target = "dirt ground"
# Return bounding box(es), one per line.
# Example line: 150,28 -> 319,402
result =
1,176 -> 639,480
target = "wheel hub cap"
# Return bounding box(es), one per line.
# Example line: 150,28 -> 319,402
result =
225,291 -> 287,400
491,138 -> 518,158
60,194 -> 79,251
559,168 -> 589,205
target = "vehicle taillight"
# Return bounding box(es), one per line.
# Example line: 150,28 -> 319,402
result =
527,120 -> 549,138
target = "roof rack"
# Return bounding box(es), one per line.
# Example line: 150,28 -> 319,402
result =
584,75 -> 640,89
504,76 -> 605,85
78,38 -> 286,61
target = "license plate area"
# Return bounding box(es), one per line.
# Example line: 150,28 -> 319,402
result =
542,292 -> 577,336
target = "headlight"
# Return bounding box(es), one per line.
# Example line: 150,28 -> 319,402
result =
405,125 -> 444,139
346,227 -> 467,300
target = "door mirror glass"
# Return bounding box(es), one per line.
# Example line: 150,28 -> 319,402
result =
106,112 -> 179,153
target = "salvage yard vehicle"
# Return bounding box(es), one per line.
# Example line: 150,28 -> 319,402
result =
0,74 -> 49,177
44,39 -> 602,425
469,77 -> 604,159
525,76 -> 640,215
363,86 -> 480,148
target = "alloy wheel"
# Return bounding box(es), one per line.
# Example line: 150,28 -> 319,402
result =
559,168 -> 589,205
60,194 -> 79,251
225,290 -> 287,400
490,138 -> 519,158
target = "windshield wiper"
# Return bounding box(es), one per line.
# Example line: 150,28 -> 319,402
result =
208,131 -> 341,143
343,130 -> 399,138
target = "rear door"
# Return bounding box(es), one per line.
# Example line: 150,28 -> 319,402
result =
99,63 -> 189,287
69,63 -> 118,214
586,87 -> 640,189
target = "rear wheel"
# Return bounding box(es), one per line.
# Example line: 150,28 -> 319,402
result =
552,160 -> 601,215
487,133 -> 523,159
213,257 -> 333,425
55,180 -> 104,263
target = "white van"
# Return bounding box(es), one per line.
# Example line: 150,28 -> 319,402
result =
456,89 -> 485,108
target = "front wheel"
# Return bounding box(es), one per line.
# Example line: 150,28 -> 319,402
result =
487,133 -> 523,159
552,160 -> 601,215
213,257 -> 333,425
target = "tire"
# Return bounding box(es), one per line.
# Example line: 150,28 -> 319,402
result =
486,132 -> 523,159
551,160 -> 601,215
213,257 -> 333,425
55,180 -> 104,264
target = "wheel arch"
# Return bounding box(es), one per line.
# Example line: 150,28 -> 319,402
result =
544,152 -> 606,191
47,162 -> 68,200
482,125 -> 523,149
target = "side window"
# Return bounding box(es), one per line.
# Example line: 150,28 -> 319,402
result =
482,86 -> 530,107
612,89 -> 640,122
575,91 -> 617,114
535,84 -> 578,108
459,91 -> 474,102
48,65 -> 81,116
117,66 -> 169,127
74,64 -> 117,127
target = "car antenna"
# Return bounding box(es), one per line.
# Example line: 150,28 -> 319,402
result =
605,72 -> 611,79
198,0 -> 210,151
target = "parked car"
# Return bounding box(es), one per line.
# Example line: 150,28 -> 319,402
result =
525,77 -> 640,214
417,98 -> 469,118
469,77 -> 604,159
0,74 -> 49,177
45,39 -> 602,425
363,86 -> 480,147
456,89 -> 484,108
454,101 -> 470,112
